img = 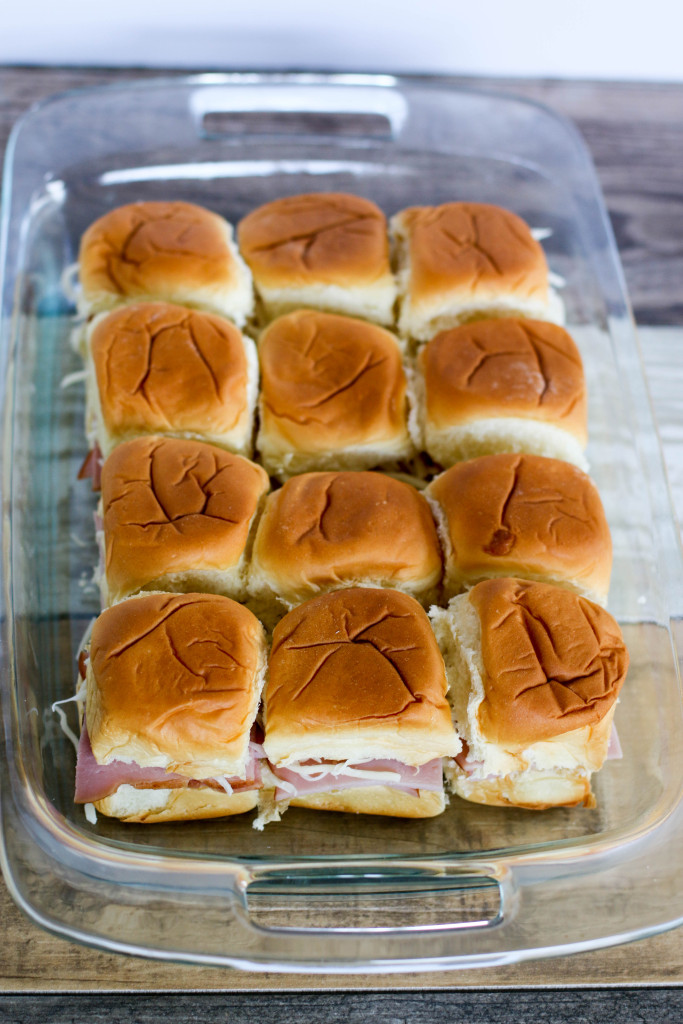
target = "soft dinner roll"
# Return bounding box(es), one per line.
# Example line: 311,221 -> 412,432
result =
78,201 -> 254,324
99,436 -> 269,606
425,453 -> 612,604
238,192 -> 397,325
248,470 -> 443,613
262,587 -> 460,820
391,202 -> 564,341
84,302 -> 259,458
75,592 -> 267,822
256,309 -> 414,479
418,317 -> 588,469
430,578 -> 629,809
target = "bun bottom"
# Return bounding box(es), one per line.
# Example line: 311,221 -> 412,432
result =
102,565 -> 247,608
291,786 -> 446,818
93,784 -> 258,823
446,765 -> 595,810
256,280 -> 397,329
257,435 -> 415,483
424,417 -> 588,472
399,290 -> 566,343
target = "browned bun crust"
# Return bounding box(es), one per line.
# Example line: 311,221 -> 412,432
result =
101,436 -> 269,603
87,592 -> 266,778
426,454 -> 612,602
395,202 -> 548,299
291,787 -> 445,818
93,787 -> 258,823
90,302 -> 252,449
257,310 -> 411,475
392,202 -> 554,337
78,201 -> 252,319
238,192 -> 391,289
250,471 -> 442,604
469,578 -> 628,745
264,588 -> 459,765
420,318 -> 587,443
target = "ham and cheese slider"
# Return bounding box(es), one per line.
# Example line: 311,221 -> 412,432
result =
248,471 -> 443,618
425,454 -> 612,605
74,592 -> 267,822
78,200 -> 253,324
261,588 -> 461,822
84,302 -> 259,460
390,202 -> 564,342
98,436 -> 269,606
417,318 -> 588,469
238,192 -> 397,325
257,310 -> 414,479
430,578 -> 629,810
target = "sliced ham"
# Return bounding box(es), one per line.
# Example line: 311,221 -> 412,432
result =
453,739 -> 486,774
249,739 -> 266,760
74,725 -> 260,804
606,725 -> 623,760
271,758 -> 444,802
77,443 -> 103,491
78,649 -> 89,681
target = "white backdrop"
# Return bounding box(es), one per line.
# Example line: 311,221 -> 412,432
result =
3,0 -> 682,80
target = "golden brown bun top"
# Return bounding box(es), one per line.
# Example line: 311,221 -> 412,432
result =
259,310 -> 407,448
101,436 -> 269,596
253,471 -> 442,593
90,302 -> 249,437
420,318 -> 587,442
88,593 -> 264,772
79,201 -> 240,302
395,202 -> 548,303
267,587 -> 452,739
469,578 -> 628,744
238,192 -> 391,288
427,454 -> 612,595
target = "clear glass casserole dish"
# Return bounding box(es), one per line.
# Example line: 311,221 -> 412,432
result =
1,73 -> 683,973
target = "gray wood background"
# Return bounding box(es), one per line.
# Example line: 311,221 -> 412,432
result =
1,66 -> 682,1022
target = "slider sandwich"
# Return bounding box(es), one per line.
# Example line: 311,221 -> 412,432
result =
391,201 -> 564,341
430,578 -> 629,809
98,435 -> 269,606
257,309 -> 414,479
417,318 -> 588,469
84,302 -> 259,461
261,588 -> 461,822
78,200 -> 253,325
74,592 -> 267,822
248,470 -> 443,616
425,453 -> 612,605
238,192 -> 397,325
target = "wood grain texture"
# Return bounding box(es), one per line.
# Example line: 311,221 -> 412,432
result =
0,68 -> 682,1006
2,990 -> 683,1023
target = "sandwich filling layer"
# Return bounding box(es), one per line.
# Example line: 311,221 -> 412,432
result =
268,756 -> 444,802
75,725 -> 263,803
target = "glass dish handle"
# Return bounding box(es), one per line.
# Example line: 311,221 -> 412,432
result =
189,80 -> 408,139
242,859 -> 508,934
219,858 -> 524,969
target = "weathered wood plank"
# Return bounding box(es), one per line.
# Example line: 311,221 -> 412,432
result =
2,989 -> 683,1024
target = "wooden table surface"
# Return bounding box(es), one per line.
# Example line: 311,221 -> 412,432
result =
1,66 -> 682,1021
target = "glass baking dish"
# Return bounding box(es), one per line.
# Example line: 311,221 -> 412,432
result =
1,73 -> 683,973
